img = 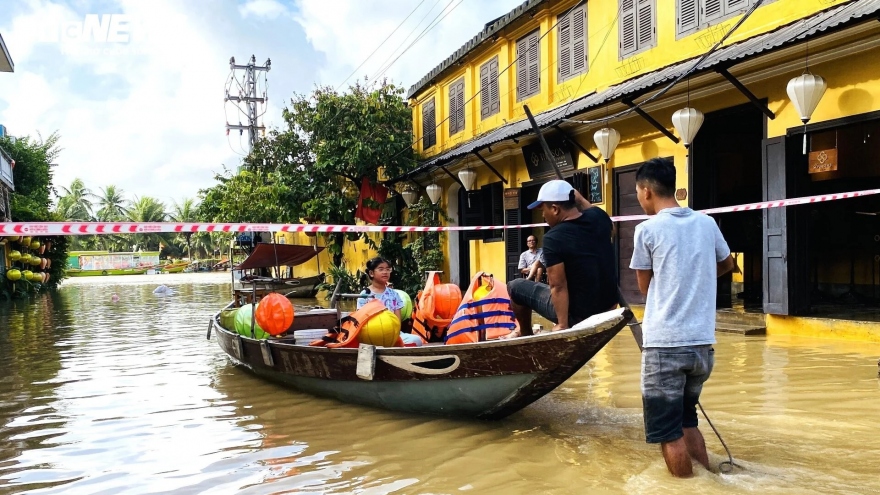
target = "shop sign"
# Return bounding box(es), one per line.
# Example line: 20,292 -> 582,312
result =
808,148 -> 837,174
503,188 -> 520,210
522,137 -> 577,180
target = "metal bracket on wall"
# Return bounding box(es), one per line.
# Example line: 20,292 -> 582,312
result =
716,67 -> 776,120
623,98 -> 680,144
552,124 -> 599,163
439,165 -> 466,190
472,151 -> 508,184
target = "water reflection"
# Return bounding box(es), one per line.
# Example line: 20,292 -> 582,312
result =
0,273 -> 878,494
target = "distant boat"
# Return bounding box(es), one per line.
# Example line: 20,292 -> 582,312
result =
231,243 -> 326,300
67,267 -> 150,277
160,261 -> 190,274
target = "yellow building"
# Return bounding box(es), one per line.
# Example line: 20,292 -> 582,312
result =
401,0 -> 880,340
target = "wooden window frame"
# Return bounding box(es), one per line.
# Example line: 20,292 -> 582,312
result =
676,0 -> 773,39
480,56 -> 501,120
619,0 -> 656,60
516,29 -> 541,102
422,97 -> 436,149
558,4 -> 588,83
448,77 -> 465,136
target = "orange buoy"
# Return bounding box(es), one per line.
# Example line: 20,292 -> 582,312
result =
433,283 -> 462,320
255,292 -> 295,336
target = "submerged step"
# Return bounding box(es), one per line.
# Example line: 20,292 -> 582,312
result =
716,323 -> 766,336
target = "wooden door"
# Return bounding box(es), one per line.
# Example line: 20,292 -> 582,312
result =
615,167 -> 646,304
762,136 -> 789,314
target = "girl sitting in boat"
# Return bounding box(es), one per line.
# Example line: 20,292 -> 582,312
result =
358,257 -> 423,346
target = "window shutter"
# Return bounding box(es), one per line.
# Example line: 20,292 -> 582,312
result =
619,0 -> 636,57
677,0 -> 699,36
557,13 -> 572,81
448,83 -> 458,135
725,0 -> 749,12
516,36 -> 529,100
504,207 -> 522,283
571,6 -> 587,75
703,0 -> 725,24
422,98 -> 436,148
489,57 -> 500,115
481,182 -> 504,241
462,190 -> 484,241
480,62 -> 491,119
527,31 -> 541,96
636,0 -> 655,49
455,79 -> 465,133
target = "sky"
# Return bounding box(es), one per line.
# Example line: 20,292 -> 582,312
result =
0,0 -> 523,209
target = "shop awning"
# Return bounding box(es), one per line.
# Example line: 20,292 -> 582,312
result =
234,243 -> 324,270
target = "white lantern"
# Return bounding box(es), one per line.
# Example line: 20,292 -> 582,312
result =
458,168 -> 477,191
787,72 -> 827,154
671,107 -> 704,148
401,188 -> 419,207
787,72 -> 827,124
593,127 -> 620,162
426,183 -> 442,205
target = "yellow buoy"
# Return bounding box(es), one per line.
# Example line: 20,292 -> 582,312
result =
360,310 -> 401,347
473,284 -> 491,301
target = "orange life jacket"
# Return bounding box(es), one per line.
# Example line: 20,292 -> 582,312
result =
309,299 -> 404,348
411,271 -> 462,343
445,272 -> 518,344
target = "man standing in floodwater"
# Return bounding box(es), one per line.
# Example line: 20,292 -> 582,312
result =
630,158 -> 734,477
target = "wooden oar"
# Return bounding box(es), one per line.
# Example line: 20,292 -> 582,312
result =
523,105 -> 644,350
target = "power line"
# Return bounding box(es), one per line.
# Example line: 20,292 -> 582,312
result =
336,0 -> 430,91
224,55 -> 271,153
371,0 -> 463,83
367,0 -> 448,84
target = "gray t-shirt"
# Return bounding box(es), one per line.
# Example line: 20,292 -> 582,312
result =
629,207 -> 731,348
518,248 -> 545,269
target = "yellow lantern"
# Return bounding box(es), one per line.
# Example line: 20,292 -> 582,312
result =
6,269 -> 21,281
9,250 -> 21,261
30,240 -> 41,250
29,256 -> 41,266
21,270 -> 33,281
20,236 -> 31,246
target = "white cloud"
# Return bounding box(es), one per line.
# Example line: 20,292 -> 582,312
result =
292,0 -> 524,90
238,0 -> 290,19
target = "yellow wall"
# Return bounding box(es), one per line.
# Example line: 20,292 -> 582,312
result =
274,231 -> 381,289
767,315 -> 880,343
411,0 -> 853,156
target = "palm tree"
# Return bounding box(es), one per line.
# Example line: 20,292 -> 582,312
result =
169,198 -> 199,259
96,185 -> 129,221
56,178 -> 95,221
126,196 -> 169,252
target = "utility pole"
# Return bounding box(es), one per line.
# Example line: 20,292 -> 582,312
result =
225,55 -> 271,153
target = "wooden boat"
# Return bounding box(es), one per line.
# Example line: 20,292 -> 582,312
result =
160,261 -> 190,274
207,304 -> 633,419
231,243 -> 326,302
67,267 -> 149,277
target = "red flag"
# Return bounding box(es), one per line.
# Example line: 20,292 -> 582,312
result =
354,178 -> 389,225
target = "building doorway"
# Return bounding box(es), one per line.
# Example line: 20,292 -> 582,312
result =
691,103 -> 766,310
614,165 -> 647,305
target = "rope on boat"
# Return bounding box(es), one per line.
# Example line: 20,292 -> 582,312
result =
698,401 -> 742,474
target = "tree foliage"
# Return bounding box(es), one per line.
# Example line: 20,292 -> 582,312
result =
199,80 -> 417,266
1,133 -> 69,297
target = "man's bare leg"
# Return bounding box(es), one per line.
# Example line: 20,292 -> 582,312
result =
510,299 -> 533,335
683,427 -> 710,470
535,266 -> 544,282
660,437 -> 694,478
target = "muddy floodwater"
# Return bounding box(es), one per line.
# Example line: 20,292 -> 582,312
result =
1,273 -> 879,494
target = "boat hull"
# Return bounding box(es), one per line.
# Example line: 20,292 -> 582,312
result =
211,307 -> 631,419
233,273 -> 325,299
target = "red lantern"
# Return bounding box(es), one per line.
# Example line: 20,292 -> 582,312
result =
433,283 -> 462,320
255,293 -> 295,336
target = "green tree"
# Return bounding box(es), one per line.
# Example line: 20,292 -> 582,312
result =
169,197 -> 199,259
1,132 -> 70,296
95,185 -> 128,221
126,196 -> 169,252
56,177 -> 95,221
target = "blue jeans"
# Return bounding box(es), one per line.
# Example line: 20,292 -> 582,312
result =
641,345 -> 714,444
507,278 -> 561,324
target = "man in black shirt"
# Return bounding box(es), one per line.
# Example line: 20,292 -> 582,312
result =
507,180 -> 618,335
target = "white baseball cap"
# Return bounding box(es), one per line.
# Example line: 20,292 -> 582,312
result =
528,180 -> 574,209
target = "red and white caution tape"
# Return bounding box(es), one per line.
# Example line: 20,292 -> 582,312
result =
2,188 -> 879,236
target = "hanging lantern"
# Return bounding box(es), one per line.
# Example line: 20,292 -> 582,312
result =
401,188 -> 419,207
594,127 -> 620,163
787,72 -> 827,154
672,107 -> 704,148
458,168 -> 477,191
426,183 -> 442,205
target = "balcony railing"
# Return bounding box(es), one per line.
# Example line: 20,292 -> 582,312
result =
0,147 -> 13,190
